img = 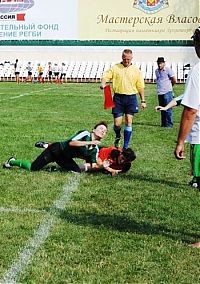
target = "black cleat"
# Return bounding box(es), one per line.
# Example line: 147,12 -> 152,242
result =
188,177 -> 198,188
3,157 -> 15,169
35,141 -> 49,149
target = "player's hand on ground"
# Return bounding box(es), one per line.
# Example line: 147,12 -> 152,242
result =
102,159 -> 111,169
188,242 -> 200,248
111,169 -> 122,176
91,163 -> 99,169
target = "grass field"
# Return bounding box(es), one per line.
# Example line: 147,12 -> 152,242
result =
0,82 -> 200,284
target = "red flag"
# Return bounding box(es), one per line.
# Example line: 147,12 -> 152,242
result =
103,85 -> 115,109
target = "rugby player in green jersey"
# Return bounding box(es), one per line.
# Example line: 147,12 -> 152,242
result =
3,121 -> 108,173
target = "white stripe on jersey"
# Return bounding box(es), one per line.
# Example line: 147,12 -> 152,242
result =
71,131 -> 90,141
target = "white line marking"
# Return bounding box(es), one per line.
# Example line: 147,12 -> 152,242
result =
0,87 -> 54,102
0,207 -> 46,214
0,174 -> 80,284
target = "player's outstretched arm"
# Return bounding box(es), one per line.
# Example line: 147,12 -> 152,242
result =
155,99 -> 178,112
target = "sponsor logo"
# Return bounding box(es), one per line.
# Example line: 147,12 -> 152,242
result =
133,0 -> 169,14
0,0 -> 34,21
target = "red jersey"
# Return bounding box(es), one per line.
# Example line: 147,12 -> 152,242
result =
99,147 -> 131,172
98,146 -> 117,161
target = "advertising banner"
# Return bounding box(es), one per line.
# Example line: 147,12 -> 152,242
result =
0,0 -> 78,40
79,0 -> 199,40
0,0 -> 199,41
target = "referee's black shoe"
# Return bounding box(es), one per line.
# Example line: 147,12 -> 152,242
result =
114,137 -> 121,148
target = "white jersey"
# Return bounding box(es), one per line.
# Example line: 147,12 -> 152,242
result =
181,61 -> 200,144
60,65 -> 67,74
15,63 -> 20,73
26,64 -> 32,72
53,65 -> 59,73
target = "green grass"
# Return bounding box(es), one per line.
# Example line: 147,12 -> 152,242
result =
0,82 -> 200,284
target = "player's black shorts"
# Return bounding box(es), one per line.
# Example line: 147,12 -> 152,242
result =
31,142 -> 81,172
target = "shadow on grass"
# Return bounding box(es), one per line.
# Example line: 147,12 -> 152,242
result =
124,172 -> 191,189
88,172 -> 187,189
129,175 -> 186,188
134,121 -> 162,128
58,210 -> 199,244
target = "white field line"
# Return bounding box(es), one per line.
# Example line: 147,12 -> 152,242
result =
0,174 -> 80,284
0,207 -> 46,214
0,87 -> 54,102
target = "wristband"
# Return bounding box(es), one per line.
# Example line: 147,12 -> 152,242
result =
141,100 -> 146,103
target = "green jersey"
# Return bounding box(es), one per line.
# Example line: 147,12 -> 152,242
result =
60,130 -> 99,163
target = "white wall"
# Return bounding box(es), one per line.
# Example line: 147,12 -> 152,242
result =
0,46 -> 198,65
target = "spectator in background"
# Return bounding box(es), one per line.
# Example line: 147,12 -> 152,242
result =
48,62 -> 53,83
60,62 -> 67,83
100,49 -> 146,149
37,63 -> 44,83
25,61 -> 33,82
155,57 -> 176,127
174,26 -> 200,248
14,59 -> 20,84
53,63 -> 60,83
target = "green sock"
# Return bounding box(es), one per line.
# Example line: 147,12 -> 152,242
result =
10,159 -> 31,170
